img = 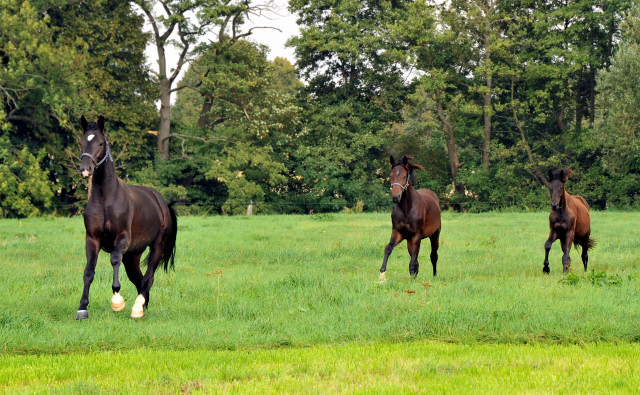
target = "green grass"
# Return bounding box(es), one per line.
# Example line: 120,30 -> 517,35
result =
1,212 -> 640,391
2,342 -> 640,393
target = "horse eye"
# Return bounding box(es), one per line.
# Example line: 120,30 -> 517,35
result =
99,142 -> 104,146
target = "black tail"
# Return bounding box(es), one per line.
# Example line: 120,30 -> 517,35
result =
161,203 -> 177,272
574,235 -> 596,251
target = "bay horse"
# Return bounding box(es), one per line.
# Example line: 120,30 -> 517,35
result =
76,116 -> 177,319
543,169 -> 595,274
379,155 -> 441,280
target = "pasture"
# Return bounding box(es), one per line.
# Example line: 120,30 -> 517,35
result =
1,211 -> 640,392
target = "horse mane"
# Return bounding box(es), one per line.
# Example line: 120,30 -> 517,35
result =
548,168 -> 573,182
85,122 -> 102,131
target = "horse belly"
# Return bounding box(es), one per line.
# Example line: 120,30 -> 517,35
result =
574,206 -> 591,237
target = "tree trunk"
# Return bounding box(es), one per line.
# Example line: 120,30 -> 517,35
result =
158,78 -> 171,160
481,39 -> 492,171
510,78 -> 548,187
435,97 -> 465,199
198,96 -> 213,129
482,88 -> 491,171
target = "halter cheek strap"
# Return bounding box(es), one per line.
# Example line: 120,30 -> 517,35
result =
390,173 -> 410,191
80,140 -> 113,169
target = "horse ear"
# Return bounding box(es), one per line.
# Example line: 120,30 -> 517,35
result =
402,155 -> 411,165
563,169 -> 573,182
548,169 -> 553,181
389,155 -> 395,166
97,116 -> 105,132
81,115 -> 88,132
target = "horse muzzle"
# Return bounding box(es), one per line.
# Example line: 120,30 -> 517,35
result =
79,165 -> 94,179
392,194 -> 401,204
551,203 -> 559,211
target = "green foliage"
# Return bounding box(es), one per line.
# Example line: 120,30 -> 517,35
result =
559,270 -> 623,286
586,2 -> 640,209
287,0 -> 408,212
0,137 -> 54,217
0,0 -> 637,215
172,41 -> 300,214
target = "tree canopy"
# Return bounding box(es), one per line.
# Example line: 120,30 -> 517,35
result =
0,0 -> 637,217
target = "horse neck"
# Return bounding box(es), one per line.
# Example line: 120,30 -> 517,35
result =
90,159 -> 119,198
398,185 -> 419,214
561,189 -> 570,210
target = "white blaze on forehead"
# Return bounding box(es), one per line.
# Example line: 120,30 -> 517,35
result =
87,134 -> 95,141
395,170 -> 400,175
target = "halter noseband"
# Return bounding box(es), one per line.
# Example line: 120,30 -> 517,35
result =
390,166 -> 411,191
80,137 -> 113,169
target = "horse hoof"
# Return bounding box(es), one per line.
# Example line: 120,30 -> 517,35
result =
131,295 -> 145,318
111,292 -> 125,312
378,272 -> 386,282
75,310 -> 89,320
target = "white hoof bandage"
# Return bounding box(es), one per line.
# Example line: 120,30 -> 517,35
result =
131,295 -> 145,318
111,292 -> 125,311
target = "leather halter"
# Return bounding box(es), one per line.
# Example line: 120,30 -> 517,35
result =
390,165 -> 411,191
80,136 -> 113,169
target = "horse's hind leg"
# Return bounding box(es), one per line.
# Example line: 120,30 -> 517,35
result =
131,244 -> 163,318
579,231 -> 591,272
122,253 -> 143,294
407,236 -> 422,279
429,229 -> 440,276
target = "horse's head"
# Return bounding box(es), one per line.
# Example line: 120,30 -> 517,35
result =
548,168 -> 572,211
389,155 -> 424,203
79,115 -> 111,178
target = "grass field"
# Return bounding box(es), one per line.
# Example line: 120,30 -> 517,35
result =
1,211 -> 640,392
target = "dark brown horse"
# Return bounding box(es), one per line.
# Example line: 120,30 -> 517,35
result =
379,155 -> 441,280
543,169 -> 594,274
76,116 -> 177,319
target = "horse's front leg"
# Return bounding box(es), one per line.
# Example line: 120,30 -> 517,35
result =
560,231 -> 574,273
76,237 -> 100,319
110,233 -> 130,312
543,230 -> 558,274
407,236 -> 422,279
379,230 -> 402,281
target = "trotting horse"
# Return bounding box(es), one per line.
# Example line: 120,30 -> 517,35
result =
379,155 -> 441,280
76,116 -> 177,319
543,169 -> 595,274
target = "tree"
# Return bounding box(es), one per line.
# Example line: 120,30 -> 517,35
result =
288,0 -> 409,211
0,136 -> 54,218
170,41 -> 301,214
589,1 -> 640,206
391,0 -> 470,200
0,0 -> 84,131
2,0 -> 160,213
133,0 -> 280,161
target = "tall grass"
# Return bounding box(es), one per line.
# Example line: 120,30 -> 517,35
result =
1,212 -> 639,354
